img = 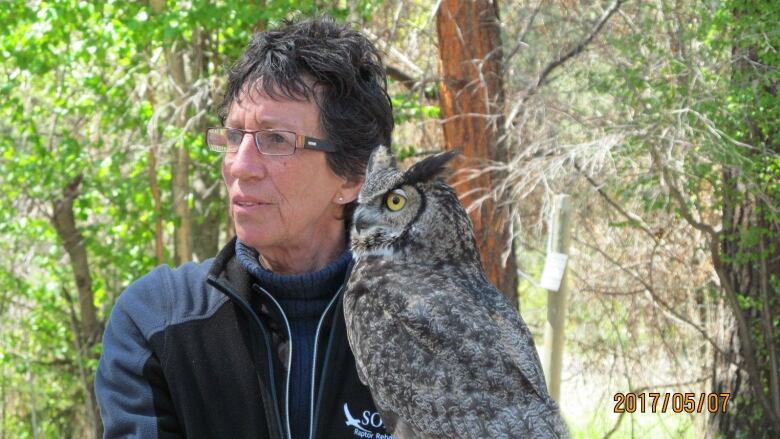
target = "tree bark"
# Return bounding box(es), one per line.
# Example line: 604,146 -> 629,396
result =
708,176 -> 780,438
144,85 -> 166,265
168,48 -> 194,266
708,8 -> 780,435
50,175 -> 103,439
189,28 -> 223,261
436,0 -> 518,306
191,177 -> 223,262
148,144 -> 165,265
150,0 -> 194,265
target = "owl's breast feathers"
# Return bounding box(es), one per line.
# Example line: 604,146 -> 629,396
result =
344,260 -> 566,438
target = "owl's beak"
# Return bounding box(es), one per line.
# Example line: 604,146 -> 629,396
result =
353,212 -> 369,235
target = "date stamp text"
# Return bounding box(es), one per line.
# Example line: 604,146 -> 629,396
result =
613,392 -> 730,413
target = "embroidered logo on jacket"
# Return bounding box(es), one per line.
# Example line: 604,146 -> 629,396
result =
342,403 -> 392,439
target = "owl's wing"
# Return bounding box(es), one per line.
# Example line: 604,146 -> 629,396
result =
396,276 -> 550,400
342,280 -> 372,388
478,282 -> 552,400
363,271 -> 558,437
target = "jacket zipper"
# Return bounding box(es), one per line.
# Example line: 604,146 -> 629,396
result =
253,284 -> 294,439
206,275 -> 285,438
308,286 -> 344,439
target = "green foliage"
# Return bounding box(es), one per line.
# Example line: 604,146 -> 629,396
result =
0,0 -> 388,435
567,409 -> 696,439
390,92 -> 440,160
569,0 -> 779,434
392,93 -> 441,124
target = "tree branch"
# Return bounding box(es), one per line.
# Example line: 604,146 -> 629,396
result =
575,236 -> 733,362
574,160 -> 660,243
506,0 -> 626,128
504,0 -> 544,63
649,142 -> 719,237
50,175 -> 101,346
532,0 -> 625,92
648,140 -> 777,421
362,27 -> 438,98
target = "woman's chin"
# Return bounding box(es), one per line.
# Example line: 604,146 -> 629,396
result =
235,227 -> 277,250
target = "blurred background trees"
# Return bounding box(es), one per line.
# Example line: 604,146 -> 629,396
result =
1,0 -> 777,437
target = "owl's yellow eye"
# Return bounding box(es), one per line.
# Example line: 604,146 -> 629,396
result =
385,189 -> 407,211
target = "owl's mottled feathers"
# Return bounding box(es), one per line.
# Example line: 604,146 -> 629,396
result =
344,146 -> 568,438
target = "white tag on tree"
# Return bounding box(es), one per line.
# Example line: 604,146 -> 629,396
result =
540,252 -> 569,292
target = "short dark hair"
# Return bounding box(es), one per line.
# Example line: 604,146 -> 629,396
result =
219,17 -> 394,183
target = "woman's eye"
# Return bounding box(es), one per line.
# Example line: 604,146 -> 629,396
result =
227,130 -> 244,145
267,133 -> 286,143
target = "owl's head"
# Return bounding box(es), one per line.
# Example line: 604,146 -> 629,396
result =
350,145 -> 477,260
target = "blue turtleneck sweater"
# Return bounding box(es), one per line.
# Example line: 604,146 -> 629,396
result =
236,240 -> 351,439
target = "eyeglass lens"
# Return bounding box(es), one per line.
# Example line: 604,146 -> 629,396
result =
208,128 -> 296,156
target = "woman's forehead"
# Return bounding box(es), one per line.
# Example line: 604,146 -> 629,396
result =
229,87 -> 318,123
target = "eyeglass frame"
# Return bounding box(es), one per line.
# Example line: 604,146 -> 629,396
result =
205,127 -> 337,156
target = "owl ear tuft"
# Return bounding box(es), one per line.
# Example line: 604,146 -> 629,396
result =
366,145 -> 397,175
403,149 -> 459,184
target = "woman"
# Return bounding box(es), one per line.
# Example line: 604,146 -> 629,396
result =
96,17 -> 394,439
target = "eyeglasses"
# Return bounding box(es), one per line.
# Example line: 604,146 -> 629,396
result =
205,127 -> 336,156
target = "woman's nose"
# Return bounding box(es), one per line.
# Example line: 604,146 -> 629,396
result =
225,132 -> 266,180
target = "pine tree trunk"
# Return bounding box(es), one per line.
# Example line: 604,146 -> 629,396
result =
436,0 -> 518,306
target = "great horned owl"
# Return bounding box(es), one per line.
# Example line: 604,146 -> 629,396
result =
344,146 -> 568,439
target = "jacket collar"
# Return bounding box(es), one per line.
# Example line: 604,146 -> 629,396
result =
209,236 -> 254,303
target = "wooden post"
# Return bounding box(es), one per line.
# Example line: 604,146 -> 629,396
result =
542,194 -> 572,402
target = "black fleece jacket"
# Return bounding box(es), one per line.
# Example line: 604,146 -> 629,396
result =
95,237 -> 392,439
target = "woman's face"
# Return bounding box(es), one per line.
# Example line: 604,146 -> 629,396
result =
221,87 -> 352,256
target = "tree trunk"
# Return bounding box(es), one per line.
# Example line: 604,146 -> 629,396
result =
145,85 -> 165,265
149,144 -> 165,265
171,144 -> 192,266
168,48 -> 194,266
50,175 -> 103,439
708,7 -> 780,435
435,0 -> 518,306
709,179 -> 780,438
150,0 -> 193,265
191,176 -> 223,262
189,28 -> 223,261
51,176 -> 101,346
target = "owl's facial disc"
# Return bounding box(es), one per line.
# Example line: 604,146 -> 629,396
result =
350,185 -> 420,257
350,209 -> 401,257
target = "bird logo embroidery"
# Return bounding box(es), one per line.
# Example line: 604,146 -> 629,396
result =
344,403 -> 372,433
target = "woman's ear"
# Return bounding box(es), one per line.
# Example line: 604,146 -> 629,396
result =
334,175 -> 364,204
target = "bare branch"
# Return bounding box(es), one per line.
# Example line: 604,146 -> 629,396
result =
503,0 -> 544,63
506,0 -> 626,129
602,411 -> 626,439
575,236 -> 733,362
532,0 -> 625,91
362,27 -> 437,97
574,160 -> 659,243
649,141 -> 719,237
